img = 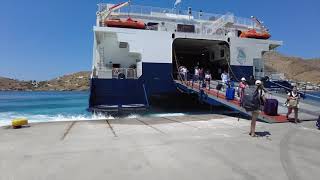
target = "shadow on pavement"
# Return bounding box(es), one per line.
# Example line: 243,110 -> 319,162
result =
255,131 -> 271,137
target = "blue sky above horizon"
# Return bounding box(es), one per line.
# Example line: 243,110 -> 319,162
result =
0,0 -> 319,80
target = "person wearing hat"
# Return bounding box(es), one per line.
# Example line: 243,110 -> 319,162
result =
286,86 -> 300,123
250,80 -> 267,137
239,77 -> 249,106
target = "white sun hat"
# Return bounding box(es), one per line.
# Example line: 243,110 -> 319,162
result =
255,80 -> 262,85
241,77 -> 246,81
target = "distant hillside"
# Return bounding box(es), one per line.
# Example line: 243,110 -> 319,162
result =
0,71 -> 91,91
0,77 -> 34,91
36,71 -> 91,91
263,52 -> 320,84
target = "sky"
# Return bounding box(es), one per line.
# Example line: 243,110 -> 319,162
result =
0,0 -> 319,80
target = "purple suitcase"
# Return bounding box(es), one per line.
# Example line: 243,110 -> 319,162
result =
264,99 -> 278,116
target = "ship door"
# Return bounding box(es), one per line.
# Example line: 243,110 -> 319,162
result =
172,38 -> 230,81
253,58 -> 264,80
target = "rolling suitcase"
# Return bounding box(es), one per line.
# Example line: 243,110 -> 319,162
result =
216,84 -> 223,90
202,82 -> 206,88
264,99 -> 278,116
226,88 -> 235,100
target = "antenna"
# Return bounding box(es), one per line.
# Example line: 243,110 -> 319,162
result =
199,10 -> 203,19
128,0 -> 131,18
188,7 -> 192,20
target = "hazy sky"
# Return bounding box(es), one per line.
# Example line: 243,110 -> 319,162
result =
1,0 -> 319,80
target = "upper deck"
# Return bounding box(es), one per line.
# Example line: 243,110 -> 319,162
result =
96,3 -> 263,36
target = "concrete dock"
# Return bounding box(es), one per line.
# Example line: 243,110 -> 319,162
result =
1,114 -> 320,180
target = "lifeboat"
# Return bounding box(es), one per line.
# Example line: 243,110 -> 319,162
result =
105,17 -> 145,29
240,29 -> 271,40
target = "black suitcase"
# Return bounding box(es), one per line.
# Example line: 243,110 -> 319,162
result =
264,99 -> 278,116
202,82 -> 206,88
216,84 -> 223,90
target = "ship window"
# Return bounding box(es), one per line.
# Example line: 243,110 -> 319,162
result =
119,42 -> 128,48
112,64 -> 120,68
147,22 -> 159,30
177,24 -> 195,33
237,30 -> 242,37
211,52 -> 215,61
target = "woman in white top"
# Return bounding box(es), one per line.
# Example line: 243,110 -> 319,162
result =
204,71 -> 212,89
286,86 -> 300,123
221,70 -> 229,90
194,67 -> 199,82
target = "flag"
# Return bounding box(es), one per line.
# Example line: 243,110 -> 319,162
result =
174,0 -> 182,7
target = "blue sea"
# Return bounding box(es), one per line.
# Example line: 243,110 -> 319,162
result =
1,91 -> 319,127
0,91 -> 187,126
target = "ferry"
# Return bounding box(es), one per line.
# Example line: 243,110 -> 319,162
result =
89,1 -> 283,112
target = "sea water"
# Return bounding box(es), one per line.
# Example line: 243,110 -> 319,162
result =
1,91 -> 319,127
0,91 -> 188,126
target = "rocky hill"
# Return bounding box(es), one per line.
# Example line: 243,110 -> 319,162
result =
0,77 -> 34,91
263,52 -> 320,85
0,71 -> 91,91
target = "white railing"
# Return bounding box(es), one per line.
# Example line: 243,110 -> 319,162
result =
98,4 -> 257,28
112,68 -> 137,79
265,72 -> 286,81
210,13 -> 235,33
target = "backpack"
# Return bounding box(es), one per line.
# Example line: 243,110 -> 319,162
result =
242,88 -> 261,112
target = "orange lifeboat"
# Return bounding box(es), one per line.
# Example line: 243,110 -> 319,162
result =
105,17 -> 145,29
240,29 -> 271,40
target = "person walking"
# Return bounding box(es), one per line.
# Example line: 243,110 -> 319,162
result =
199,67 -> 204,84
239,77 -> 249,106
182,66 -> 188,81
286,86 -> 300,123
248,75 -> 256,86
221,70 -> 229,91
204,71 -> 212,89
193,66 -> 199,83
250,80 -> 266,137
178,66 -> 184,80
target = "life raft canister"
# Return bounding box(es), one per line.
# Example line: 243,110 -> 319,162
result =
12,118 -> 28,128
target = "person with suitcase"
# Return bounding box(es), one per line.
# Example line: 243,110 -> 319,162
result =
242,80 -> 266,137
286,86 -> 300,123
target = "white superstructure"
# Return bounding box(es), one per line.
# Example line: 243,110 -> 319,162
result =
89,1 -> 283,111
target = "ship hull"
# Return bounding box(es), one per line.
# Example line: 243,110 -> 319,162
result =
89,63 -> 176,111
